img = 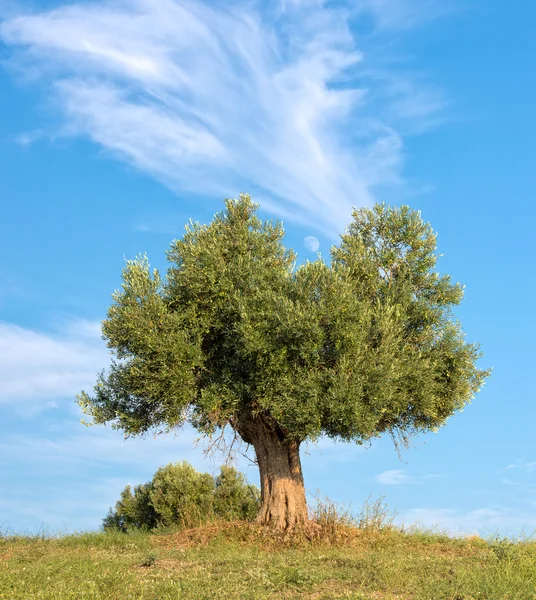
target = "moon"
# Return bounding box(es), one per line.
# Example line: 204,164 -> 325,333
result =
303,236 -> 320,253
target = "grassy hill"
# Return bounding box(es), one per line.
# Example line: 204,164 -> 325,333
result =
1,518 -> 535,599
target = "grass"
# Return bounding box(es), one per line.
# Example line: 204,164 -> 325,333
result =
1,501 -> 535,599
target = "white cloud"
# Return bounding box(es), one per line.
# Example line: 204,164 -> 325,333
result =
376,468 -> 414,485
502,460 -> 536,474
0,319 -> 109,406
0,0 -> 445,235
399,505 -> 536,538
375,468 -> 444,485
61,318 -> 103,339
0,425 -> 199,469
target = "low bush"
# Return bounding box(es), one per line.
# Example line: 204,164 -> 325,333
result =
102,461 -> 260,532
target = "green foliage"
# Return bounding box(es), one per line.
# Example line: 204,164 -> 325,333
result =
102,481 -> 157,532
103,462 -> 259,532
149,462 -> 215,528
79,194 -> 489,451
213,465 -> 260,521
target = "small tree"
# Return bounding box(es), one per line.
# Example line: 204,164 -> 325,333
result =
80,195 -> 489,530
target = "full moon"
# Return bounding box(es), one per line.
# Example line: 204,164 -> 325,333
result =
303,236 -> 320,253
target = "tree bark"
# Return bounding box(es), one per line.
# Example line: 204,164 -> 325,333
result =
235,413 -> 308,530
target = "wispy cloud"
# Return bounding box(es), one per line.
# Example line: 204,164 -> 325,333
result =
0,319 -> 108,407
399,505 -> 536,538
375,468 -> 443,485
0,0 -> 446,235
502,460 -> 536,474
0,481 -> 123,534
13,128 -> 46,147
376,469 -> 414,485
499,460 -> 536,493
501,478 -> 536,491
0,421 -> 255,533
0,425 -> 199,469
358,0 -> 455,31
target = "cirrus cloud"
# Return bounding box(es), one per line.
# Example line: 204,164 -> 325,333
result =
0,0 -> 446,235
0,319 -> 108,407
376,468 -> 414,485
399,505 -> 536,538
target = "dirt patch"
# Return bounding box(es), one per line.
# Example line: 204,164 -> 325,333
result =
0,552 -> 15,562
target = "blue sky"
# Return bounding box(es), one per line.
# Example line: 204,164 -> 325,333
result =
0,0 -> 535,538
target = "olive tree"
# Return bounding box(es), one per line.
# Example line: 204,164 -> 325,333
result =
79,194 -> 489,530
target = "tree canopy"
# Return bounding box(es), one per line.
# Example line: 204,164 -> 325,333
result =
79,194 -> 489,529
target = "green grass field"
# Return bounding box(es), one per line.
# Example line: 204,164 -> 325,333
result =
1,520 -> 535,599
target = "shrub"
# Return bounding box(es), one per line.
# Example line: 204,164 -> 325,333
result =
213,465 -> 260,521
103,462 -> 259,532
149,462 -> 215,528
102,482 -> 157,532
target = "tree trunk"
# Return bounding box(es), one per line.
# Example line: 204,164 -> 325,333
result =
235,413 -> 308,530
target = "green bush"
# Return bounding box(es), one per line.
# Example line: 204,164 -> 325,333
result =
213,465 -> 260,521
102,482 -> 157,532
103,461 -> 260,532
149,462 -> 215,528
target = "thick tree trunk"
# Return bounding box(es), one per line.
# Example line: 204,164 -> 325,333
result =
235,414 -> 308,530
